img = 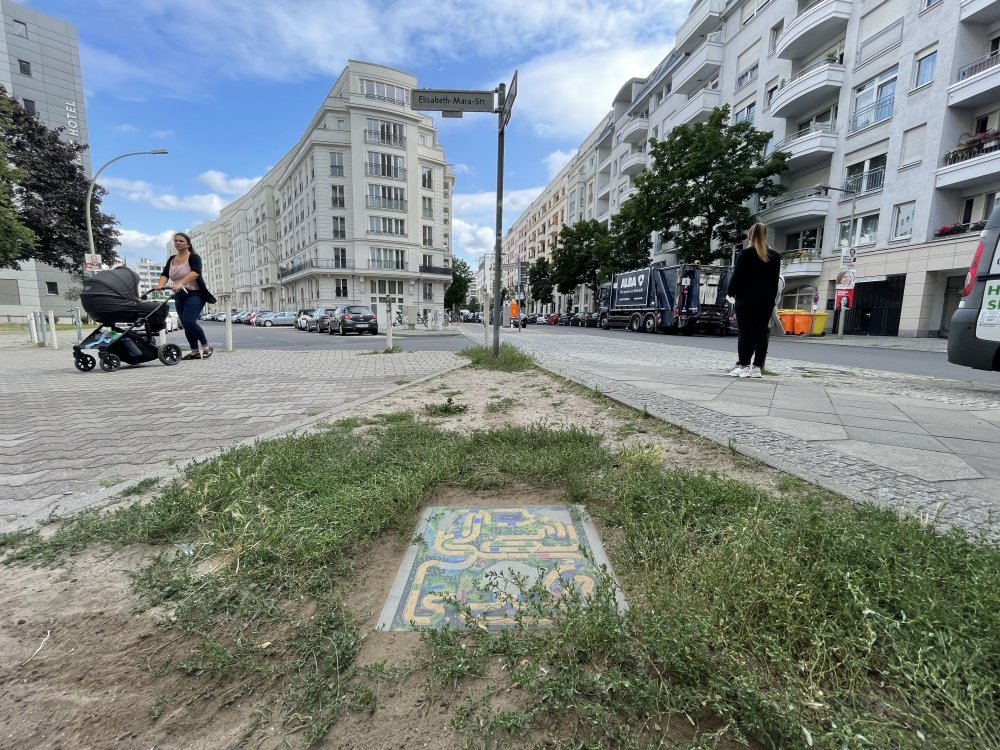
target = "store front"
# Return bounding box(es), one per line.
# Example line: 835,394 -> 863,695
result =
830,274 -> 905,336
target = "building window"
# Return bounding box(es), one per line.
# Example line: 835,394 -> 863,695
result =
335,278 -> 349,298
18,59 -> 31,76
913,49 -> 936,88
764,83 -> 779,109
735,62 -> 759,92
366,118 -> 406,147
784,227 -> 823,255
331,185 -> 344,208
734,102 -> 756,126
422,253 -> 433,267
769,21 -> 783,52
13,20 -> 27,38
849,67 -> 897,133
421,166 -> 433,189
367,184 -> 405,210
368,216 -> 405,235
332,216 -> 346,239
740,0 -> 770,26
423,283 -> 433,302
359,78 -> 406,105
329,152 -> 344,177
899,125 -> 926,167
332,247 -> 348,268
422,225 -> 433,247
45,281 -> 59,295
370,247 -> 407,270
845,153 -> 887,194
838,213 -> 880,247
23,99 -> 36,114
891,202 -> 915,239
366,152 -> 406,179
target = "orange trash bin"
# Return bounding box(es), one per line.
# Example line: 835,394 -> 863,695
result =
792,312 -> 812,334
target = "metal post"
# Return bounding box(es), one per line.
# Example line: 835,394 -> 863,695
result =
492,83 -> 506,358
837,296 -> 848,339
47,310 -> 58,350
224,297 -> 234,352
27,312 -> 37,343
74,307 -> 83,343
386,299 -> 393,349
35,312 -> 46,347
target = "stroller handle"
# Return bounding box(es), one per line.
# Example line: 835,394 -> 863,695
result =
139,289 -> 176,301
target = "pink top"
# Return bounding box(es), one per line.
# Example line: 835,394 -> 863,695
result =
168,257 -> 199,292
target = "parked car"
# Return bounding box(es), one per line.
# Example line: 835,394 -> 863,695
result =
329,304 -> 378,335
557,313 -> 574,326
296,309 -> 315,331
246,309 -> 272,325
547,313 -> 561,325
578,311 -> 600,328
231,311 -> 248,323
311,306 -> 338,332
948,204 -> 1000,371
259,311 -> 298,327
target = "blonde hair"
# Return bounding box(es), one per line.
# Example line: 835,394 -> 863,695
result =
748,222 -> 769,262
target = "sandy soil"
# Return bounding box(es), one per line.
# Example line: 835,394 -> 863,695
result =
0,367 -> 777,750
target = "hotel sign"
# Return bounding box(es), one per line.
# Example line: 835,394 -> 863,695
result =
411,89 -> 495,112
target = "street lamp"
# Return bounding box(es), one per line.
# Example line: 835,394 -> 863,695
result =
86,149 -> 168,257
243,235 -> 285,310
815,182 -> 859,339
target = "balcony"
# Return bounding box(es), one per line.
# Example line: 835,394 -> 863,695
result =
620,148 -> 648,176
673,88 -> 722,126
848,95 -> 894,133
366,197 -> 407,211
364,130 -> 406,148
367,260 -> 409,271
364,164 -> 407,180
596,175 -> 612,199
843,166 -> 885,195
621,116 -> 649,144
674,0 -> 724,49
757,189 -> 831,228
673,33 -> 725,95
278,258 -> 355,280
775,0 -> 852,60
960,0 -> 1000,24
419,265 -> 452,275
772,123 -> 837,170
948,53 -> 1000,108
770,61 -> 846,118
936,131 -> 1000,189
780,251 -> 824,279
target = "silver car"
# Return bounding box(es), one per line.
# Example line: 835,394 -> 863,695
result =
259,311 -> 298,327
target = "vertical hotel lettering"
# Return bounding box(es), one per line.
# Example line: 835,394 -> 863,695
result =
65,102 -> 79,140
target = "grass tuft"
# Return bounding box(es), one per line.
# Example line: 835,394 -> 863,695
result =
457,343 -> 534,372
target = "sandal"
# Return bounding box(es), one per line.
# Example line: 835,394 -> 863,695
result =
202,347 -> 214,359
182,351 -> 202,360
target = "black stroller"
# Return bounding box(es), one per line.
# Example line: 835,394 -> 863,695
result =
73,267 -> 182,372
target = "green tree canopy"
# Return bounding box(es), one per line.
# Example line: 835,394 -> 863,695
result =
444,258 -> 474,310
607,197 -> 654,275
528,256 -> 554,306
633,105 -> 788,263
551,219 -> 610,301
0,141 -> 36,268
0,87 -> 119,272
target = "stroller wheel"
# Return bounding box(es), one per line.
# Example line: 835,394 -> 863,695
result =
74,354 -> 96,372
158,343 -> 182,366
99,353 -> 122,372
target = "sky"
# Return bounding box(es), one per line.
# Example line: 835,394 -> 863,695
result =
20,0 -> 692,268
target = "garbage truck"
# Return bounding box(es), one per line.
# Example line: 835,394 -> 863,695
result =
598,263 -> 735,335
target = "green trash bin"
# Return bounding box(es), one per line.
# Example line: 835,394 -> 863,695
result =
811,311 -> 829,335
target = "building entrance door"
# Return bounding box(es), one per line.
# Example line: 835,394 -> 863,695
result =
939,275 -> 965,337
843,274 -> 906,335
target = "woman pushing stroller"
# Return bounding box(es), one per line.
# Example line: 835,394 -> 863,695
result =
155,232 -> 216,360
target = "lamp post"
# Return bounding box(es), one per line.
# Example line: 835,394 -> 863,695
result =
815,182 -> 858,339
86,149 -> 168,257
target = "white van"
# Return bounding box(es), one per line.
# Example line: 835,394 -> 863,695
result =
947,204 -> 1000,371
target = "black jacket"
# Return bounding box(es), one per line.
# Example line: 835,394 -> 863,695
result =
161,252 -> 217,304
728,246 -> 781,308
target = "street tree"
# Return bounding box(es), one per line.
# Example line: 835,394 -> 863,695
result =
633,105 -> 788,263
0,87 -> 119,272
607,197 -> 654,275
0,142 -> 36,268
444,258 -> 473,312
551,219 -> 610,302
528,256 -> 554,306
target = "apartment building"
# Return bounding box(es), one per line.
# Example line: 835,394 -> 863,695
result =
190,60 -> 455,316
0,1 -> 89,321
508,0 -> 1000,336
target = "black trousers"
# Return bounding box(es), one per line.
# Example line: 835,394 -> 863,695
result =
735,300 -> 773,368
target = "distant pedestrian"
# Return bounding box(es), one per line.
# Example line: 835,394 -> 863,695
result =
726,222 -> 781,378
155,232 -> 217,360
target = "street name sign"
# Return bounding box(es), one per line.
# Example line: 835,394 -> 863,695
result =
501,70 -> 518,131
411,89 -> 495,112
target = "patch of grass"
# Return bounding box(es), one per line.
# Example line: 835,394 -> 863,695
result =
484,396 -> 518,414
98,475 -> 125,488
119,477 -> 160,498
424,397 -> 468,416
360,345 -> 403,355
393,379 -> 411,385
457,343 -> 534,372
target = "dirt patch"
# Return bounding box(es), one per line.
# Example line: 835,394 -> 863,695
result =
0,366 -> 785,749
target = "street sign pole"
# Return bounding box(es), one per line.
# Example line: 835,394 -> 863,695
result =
492,82 -> 506,357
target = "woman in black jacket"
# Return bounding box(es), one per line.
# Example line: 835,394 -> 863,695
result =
726,222 -> 781,378
155,232 -> 216,360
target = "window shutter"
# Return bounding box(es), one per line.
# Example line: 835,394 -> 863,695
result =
860,3 -> 901,38
900,125 -> 926,166
737,41 -> 760,72
845,138 -> 890,167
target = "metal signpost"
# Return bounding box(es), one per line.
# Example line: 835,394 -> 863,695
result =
412,72 -> 516,357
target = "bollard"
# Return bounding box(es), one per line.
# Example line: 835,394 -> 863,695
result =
27,313 -> 38,344
386,300 -> 393,350
224,306 -> 233,352
47,310 -> 58,350
36,312 -> 47,347
74,307 -> 83,343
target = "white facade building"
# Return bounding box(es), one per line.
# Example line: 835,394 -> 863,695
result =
191,61 -> 455,317
0,1 -> 90,321
507,0 -> 1000,337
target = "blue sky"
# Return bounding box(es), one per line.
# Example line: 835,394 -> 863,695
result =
21,0 -> 690,267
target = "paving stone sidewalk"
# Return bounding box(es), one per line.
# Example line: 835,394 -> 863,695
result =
0,342 -> 464,532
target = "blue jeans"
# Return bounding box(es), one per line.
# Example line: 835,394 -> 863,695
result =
174,290 -> 207,350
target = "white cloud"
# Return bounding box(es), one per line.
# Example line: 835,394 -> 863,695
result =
103,176 -> 226,217
116,123 -> 139,133
543,150 -> 575,180
452,186 -> 544,261
150,129 -> 175,140
195,170 -> 262,196
453,163 -> 473,175
115,228 -> 177,265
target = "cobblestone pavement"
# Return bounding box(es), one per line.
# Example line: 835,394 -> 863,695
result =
477,326 -> 1000,542
0,341 -> 464,532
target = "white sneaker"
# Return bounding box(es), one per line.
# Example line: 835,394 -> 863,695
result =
729,365 -> 749,377
740,366 -> 762,378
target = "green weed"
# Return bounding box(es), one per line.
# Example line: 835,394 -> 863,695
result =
119,477 -> 160,498
425,397 -> 468,416
485,397 -> 518,414
457,343 -> 534,372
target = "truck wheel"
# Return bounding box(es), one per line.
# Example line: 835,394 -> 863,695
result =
629,314 -> 641,332
643,314 -> 656,334
680,324 -> 694,336
599,314 -> 609,330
